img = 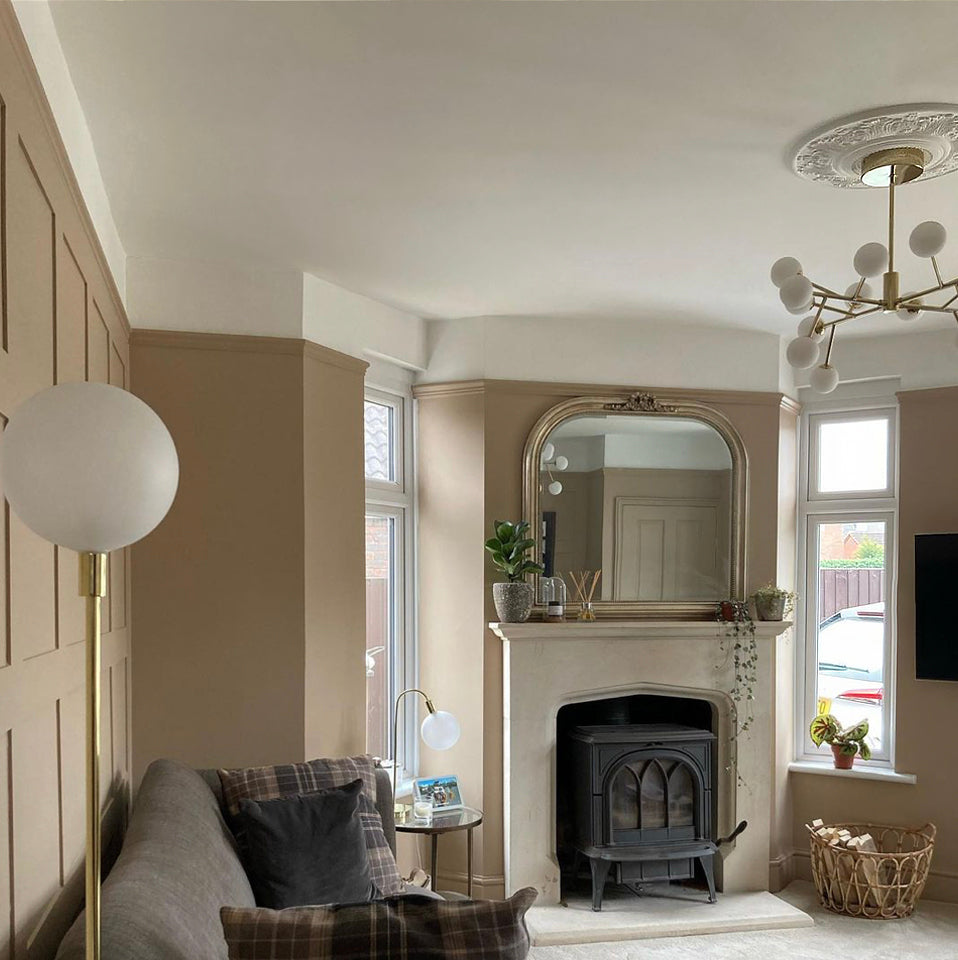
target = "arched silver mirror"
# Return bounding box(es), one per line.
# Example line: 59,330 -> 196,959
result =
522,392 -> 748,619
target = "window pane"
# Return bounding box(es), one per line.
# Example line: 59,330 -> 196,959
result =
364,400 -> 394,482
365,515 -> 396,758
818,418 -> 888,493
815,520 -> 885,755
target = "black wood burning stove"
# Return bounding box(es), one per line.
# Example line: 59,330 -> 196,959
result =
568,723 -> 719,910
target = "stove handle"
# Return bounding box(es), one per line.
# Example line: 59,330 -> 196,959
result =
716,820 -> 748,847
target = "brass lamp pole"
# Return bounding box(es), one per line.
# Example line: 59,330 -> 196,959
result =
80,553 -> 106,960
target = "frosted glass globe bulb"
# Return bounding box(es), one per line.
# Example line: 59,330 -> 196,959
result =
548,480 -> 563,495
810,364 -> 840,394
797,315 -> 824,342
770,257 -> 802,288
853,242 -> 889,278
896,296 -> 924,322
541,442 -> 555,462
421,710 -> 460,751
843,281 -> 874,304
909,221 -> 947,259
0,382 -> 179,553
779,275 -> 814,314
786,336 -> 820,370
554,455 -> 569,471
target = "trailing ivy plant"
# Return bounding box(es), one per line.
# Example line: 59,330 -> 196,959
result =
484,520 -> 544,582
716,601 -> 757,737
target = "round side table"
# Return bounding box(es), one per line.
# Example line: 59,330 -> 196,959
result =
396,806 -> 483,897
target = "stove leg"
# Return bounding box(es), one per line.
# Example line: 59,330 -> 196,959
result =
589,858 -> 612,912
698,855 -> 717,903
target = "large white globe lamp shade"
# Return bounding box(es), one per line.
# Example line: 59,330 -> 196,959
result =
421,710 -> 461,751
779,275 -> 814,314
810,364 -> 840,394
786,336 -> 820,370
0,382 -> 179,552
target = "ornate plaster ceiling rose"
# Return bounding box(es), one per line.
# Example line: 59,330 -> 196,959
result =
792,104 -> 958,189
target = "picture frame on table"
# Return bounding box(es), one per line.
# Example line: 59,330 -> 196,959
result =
413,774 -> 463,811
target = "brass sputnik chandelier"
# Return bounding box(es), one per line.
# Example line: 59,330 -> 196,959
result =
775,106 -> 958,392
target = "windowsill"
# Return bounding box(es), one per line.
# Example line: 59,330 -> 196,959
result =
788,759 -> 916,784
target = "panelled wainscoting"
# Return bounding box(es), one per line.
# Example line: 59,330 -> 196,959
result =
0,8 -> 132,960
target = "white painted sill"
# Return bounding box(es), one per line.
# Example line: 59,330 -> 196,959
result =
788,760 -> 916,784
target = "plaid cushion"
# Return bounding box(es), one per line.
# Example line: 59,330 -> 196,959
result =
220,888 -> 537,960
219,757 -> 402,897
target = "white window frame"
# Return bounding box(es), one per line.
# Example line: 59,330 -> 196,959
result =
795,398 -> 899,770
364,382 -> 419,787
807,409 -> 897,502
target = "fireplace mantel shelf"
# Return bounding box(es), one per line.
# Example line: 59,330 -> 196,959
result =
490,620 -> 792,641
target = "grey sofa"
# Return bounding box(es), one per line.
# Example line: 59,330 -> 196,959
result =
56,757 -> 421,960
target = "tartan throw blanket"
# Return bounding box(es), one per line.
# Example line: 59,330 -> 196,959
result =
220,888 -> 538,960
218,756 -> 403,897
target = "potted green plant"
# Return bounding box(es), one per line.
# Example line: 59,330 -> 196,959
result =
809,713 -> 872,769
485,520 -> 544,623
750,583 -> 796,621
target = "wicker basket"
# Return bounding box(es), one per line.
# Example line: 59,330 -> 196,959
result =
807,822 -> 937,919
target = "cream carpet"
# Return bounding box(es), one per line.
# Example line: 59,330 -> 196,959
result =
529,881 -> 958,959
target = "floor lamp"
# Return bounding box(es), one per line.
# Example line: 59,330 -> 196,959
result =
0,382 -> 179,960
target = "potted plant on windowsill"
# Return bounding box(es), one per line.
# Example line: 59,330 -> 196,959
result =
810,713 -> 872,769
750,583 -> 797,621
485,520 -> 544,623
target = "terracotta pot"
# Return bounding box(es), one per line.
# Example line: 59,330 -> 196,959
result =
831,744 -> 855,770
493,581 -> 534,623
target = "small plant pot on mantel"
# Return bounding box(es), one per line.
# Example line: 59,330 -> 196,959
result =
831,744 -> 855,770
493,582 -> 534,623
754,595 -> 787,621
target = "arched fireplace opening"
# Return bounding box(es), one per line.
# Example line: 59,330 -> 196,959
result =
556,693 -> 719,908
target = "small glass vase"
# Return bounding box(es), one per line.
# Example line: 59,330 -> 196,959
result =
577,601 -> 596,622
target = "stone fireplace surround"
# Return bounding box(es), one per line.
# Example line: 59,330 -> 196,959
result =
491,619 -> 793,905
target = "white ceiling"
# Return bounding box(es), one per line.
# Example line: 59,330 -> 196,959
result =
48,1 -> 958,336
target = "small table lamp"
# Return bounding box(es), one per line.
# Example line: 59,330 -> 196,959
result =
1,382 -> 178,960
392,688 -> 460,814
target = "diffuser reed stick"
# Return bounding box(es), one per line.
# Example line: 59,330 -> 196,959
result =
568,569 -> 601,620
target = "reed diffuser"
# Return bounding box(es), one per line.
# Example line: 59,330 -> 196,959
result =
568,569 -> 601,621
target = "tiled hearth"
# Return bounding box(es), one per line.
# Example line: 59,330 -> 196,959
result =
491,619 -> 810,946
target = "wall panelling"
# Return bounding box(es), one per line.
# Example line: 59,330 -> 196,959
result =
0,5 -> 132,957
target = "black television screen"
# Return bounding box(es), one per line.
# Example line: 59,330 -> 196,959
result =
915,533 -> 958,681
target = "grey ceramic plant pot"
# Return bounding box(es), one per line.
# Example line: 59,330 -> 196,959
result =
493,581 -> 534,623
755,595 -> 787,621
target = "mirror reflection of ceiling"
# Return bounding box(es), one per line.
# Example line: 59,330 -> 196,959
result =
548,416 -> 732,472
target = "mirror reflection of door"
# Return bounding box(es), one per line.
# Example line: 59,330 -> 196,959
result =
614,499 -> 720,601
540,415 -> 732,602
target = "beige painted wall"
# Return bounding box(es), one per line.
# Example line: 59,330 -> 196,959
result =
0,6 -> 132,957
415,379 -> 797,897
130,331 -> 367,780
791,386 -> 958,903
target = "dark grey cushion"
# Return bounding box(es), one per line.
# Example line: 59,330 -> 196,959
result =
56,759 -> 255,960
237,780 -> 374,908
198,764 -> 398,858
